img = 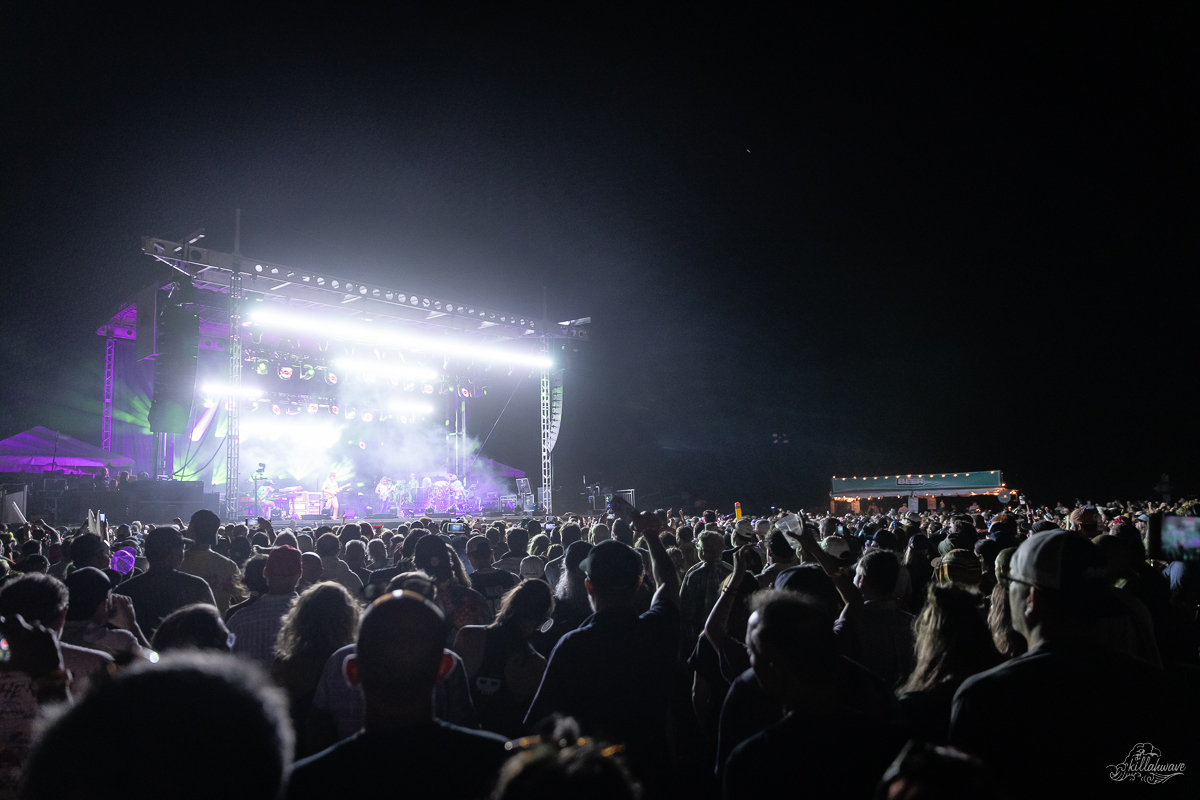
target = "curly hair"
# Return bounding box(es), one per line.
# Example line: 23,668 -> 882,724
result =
274,581 -> 360,663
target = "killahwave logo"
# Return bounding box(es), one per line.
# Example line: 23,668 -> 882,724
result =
1108,743 -> 1186,785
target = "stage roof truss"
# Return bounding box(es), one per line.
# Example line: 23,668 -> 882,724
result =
141,237 -> 584,343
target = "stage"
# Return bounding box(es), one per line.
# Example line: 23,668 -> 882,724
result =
85,226 -> 588,523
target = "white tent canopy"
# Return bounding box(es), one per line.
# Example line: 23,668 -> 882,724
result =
0,426 -> 134,471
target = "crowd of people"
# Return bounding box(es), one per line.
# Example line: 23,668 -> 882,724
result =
0,497 -> 1196,799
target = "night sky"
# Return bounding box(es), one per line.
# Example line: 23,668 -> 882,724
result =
2,5 -> 1196,512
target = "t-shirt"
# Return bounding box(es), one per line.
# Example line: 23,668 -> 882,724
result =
306,643 -> 478,753
180,546 -> 240,612
950,637 -> 1200,800
0,645 -> 112,799
286,721 -> 508,800
833,599 -> 916,688
525,595 -> 679,786
468,569 -> 518,617
59,620 -> 140,660
724,711 -> 906,800
118,568 -> 217,635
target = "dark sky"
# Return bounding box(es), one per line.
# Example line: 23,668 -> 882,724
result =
2,4 -> 1196,511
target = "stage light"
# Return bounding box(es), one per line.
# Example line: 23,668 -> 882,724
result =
330,405 -> 340,415
364,372 -> 377,384
201,384 -> 264,398
460,387 -> 470,398
332,358 -> 438,382
389,400 -> 435,415
403,383 -> 415,392
279,366 -> 294,380
271,404 -> 282,415
300,365 -> 315,380
422,384 -> 434,394
286,404 -> 302,415
345,408 -> 357,420
256,361 -> 269,375
361,412 -> 374,422
307,403 -> 319,413
249,306 -> 554,367
358,441 -> 366,449
325,371 -> 338,385
190,404 -> 218,442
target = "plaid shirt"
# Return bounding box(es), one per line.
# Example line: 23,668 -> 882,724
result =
228,592 -> 297,670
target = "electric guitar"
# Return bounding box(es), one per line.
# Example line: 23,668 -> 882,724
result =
323,483 -> 352,500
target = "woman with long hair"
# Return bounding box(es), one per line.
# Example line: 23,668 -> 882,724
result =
271,581 -> 361,754
987,547 -> 1027,658
454,579 -> 554,737
898,582 -> 1003,744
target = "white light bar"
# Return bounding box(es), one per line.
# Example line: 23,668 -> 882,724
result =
250,306 -> 552,367
389,400 -> 436,414
202,384 -> 264,398
332,358 -> 439,381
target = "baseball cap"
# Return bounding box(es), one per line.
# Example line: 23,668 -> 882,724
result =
69,533 -> 108,565
264,544 -> 303,577
579,540 -> 642,589
938,530 -> 976,557
65,566 -> 112,620
932,549 -> 982,586
466,535 -> 491,557
144,527 -> 193,559
563,541 -> 593,574
1007,530 -> 1107,593
871,530 -> 898,550
821,536 -> 851,559
520,556 -> 547,581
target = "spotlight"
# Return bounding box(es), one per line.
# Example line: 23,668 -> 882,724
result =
271,404 -> 281,416
459,387 -> 470,398
285,404 -> 302,415
362,412 -> 374,422
422,384 -> 434,394
256,361 -> 269,375
330,405 -> 340,416
345,408 -> 357,420
358,441 -> 366,449
307,403 -> 319,413
325,371 -> 338,385
364,372 -> 377,384
278,366 -> 293,380
300,365 -> 315,381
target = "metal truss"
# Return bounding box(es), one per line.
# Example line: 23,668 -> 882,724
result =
102,337 -> 115,451
539,336 -> 553,515
141,237 -> 585,343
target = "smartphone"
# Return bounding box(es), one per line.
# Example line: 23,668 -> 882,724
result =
544,523 -> 555,531
1147,514 -> 1200,562
445,522 -> 467,533
99,513 -> 106,523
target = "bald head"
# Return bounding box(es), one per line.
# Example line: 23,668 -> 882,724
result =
357,593 -> 447,700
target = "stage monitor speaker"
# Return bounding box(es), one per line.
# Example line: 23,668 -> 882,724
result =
148,301 -> 200,434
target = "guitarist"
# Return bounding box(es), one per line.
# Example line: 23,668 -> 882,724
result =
321,471 -> 350,518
